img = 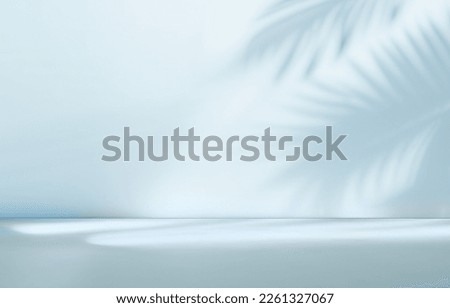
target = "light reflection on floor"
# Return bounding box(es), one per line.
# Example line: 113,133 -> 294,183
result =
1,219 -> 450,287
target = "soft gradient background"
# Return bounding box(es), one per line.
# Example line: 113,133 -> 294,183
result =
1,0 -> 449,218
0,0 -> 450,217
1,0 -> 450,288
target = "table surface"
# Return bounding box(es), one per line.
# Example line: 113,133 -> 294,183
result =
1,219 -> 449,287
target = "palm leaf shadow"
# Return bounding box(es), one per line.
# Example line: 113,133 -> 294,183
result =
279,17 -> 450,216
244,0 -> 405,78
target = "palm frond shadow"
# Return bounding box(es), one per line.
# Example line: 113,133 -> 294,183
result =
244,0 -> 405,79
281,18 -> 450,217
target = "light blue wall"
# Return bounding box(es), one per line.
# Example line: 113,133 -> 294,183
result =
1,0 -> 449,217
